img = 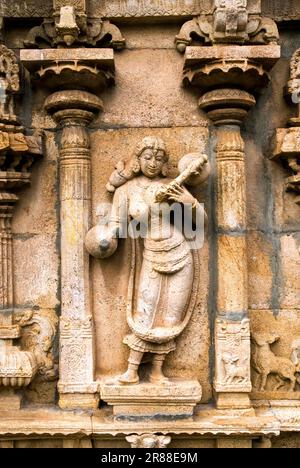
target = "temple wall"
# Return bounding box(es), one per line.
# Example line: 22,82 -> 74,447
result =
0,0 -> 299,449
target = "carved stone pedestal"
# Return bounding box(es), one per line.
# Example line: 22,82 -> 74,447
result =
101,380 -> 202,421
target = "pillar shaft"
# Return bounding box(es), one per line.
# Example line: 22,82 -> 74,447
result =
45,93 -> 103,410
216,125 -> 248,318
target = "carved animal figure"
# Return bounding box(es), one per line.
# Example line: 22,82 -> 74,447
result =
251,333 -> 296,392
222,354 -> 248,384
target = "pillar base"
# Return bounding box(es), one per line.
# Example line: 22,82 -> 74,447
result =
101,379 -> 202,421
59,392 -> 100,411
215,392 -> 253,411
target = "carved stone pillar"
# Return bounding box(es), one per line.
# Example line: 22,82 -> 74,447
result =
200,91 -> 254,409
176,5 -> 280,410
44,91 -> 102,409
21,13 -> 124,408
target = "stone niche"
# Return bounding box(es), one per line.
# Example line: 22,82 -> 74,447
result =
90,127 -> 212,409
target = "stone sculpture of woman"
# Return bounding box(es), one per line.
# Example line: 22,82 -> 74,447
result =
86,137 -> 210,385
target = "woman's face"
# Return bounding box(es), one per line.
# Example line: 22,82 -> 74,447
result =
140,148 -> 166,179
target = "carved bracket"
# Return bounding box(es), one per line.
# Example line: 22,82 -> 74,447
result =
175,0 -> 279,52
24,0 -> 125,49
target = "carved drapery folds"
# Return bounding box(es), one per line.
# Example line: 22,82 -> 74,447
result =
0,44 -> 45,409
175,0 -> 279,52
24,0 -> 125,49
272,48 -> 300,205
176,1 -> 280,410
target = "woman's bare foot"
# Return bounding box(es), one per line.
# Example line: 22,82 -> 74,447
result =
149,369 -> 169,385
149,356 -> 169,384
118,369 -> 139,385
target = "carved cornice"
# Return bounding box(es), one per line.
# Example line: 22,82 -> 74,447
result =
0,1 -> 298,23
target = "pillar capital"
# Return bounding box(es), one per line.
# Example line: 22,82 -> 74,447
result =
44,90 -> 103,127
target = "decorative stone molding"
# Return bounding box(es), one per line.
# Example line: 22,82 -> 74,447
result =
272,48 -> 300,205
175,0 -> 279,52
24,0 -> 125,49
0,1 -> 296,23
0,44 -> 43,410
126,433 -> 171,449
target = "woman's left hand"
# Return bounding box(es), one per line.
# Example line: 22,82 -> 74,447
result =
166,182 -> 196,205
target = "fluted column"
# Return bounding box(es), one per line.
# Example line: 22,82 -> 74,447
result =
45,91 -> 103,410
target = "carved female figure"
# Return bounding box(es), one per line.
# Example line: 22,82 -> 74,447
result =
86,137 -> 209,385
